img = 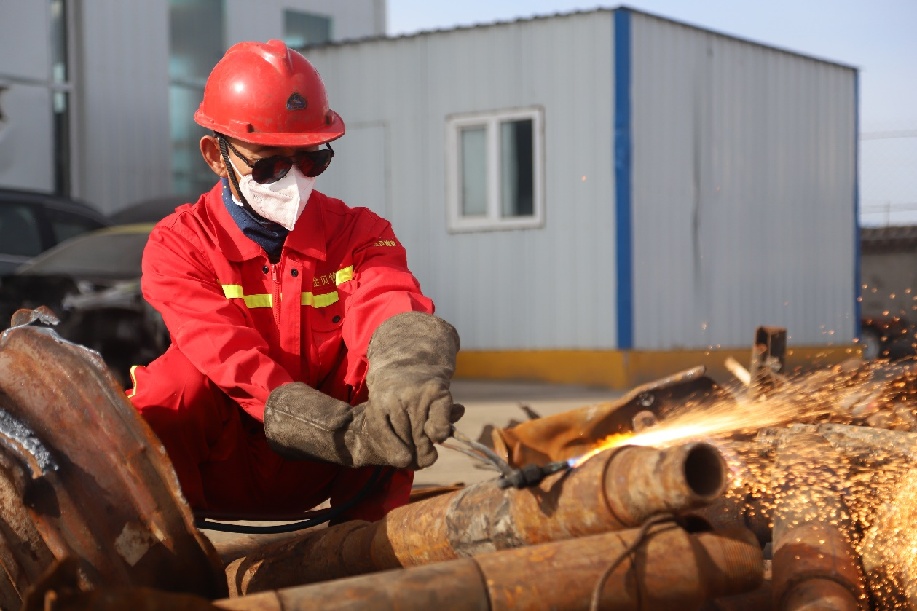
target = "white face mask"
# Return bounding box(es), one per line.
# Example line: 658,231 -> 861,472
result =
228,156 -> 315,231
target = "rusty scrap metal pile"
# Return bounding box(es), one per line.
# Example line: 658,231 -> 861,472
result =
1,319 -> 917,609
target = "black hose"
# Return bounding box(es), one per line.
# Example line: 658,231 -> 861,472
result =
194,466 -> 387,534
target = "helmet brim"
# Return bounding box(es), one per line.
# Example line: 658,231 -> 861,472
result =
194,110 -> 345,147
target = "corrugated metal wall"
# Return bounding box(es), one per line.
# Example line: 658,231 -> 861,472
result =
628,11 -> 857,350
77,1 -> 172,214
308,12 -> 619,350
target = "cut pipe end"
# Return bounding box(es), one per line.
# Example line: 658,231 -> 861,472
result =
683,443 -> 728,500
602,442 -> 730,528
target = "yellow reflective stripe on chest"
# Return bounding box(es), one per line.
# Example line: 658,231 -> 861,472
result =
221,265 -> 353,310
222,285 -> 273,308
335,266 -> 354,284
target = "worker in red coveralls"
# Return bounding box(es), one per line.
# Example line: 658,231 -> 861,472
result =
128,39 -> 463,523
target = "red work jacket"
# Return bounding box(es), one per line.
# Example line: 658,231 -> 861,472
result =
141,182 -> 434,419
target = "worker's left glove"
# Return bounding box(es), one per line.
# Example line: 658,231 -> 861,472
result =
363,311 -> 464,468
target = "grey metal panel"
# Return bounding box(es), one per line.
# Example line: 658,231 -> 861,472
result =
307,12 -> 618,350
225,0 -> 385,45
629,12 -> 857,350
0,0 -> 50,80
1,0 -> 384,214
77,1 -> 172,214
320,122 -> 389,218
0,84 -> 54,191
0,1 -> 54,191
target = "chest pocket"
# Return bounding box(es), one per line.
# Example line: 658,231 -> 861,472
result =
306,291 -> 346,380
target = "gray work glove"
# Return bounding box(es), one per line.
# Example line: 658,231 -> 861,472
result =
365,311 -> 464,467
264,312 -> 463,470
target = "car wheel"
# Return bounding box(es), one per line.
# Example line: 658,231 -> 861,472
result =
859,328 -> 882,360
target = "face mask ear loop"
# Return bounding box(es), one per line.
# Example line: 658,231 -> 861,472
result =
218,134 -> 269,223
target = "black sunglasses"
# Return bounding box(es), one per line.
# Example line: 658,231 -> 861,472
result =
221,137 -> 334,184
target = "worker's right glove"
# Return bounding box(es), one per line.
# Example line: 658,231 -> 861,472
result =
363,312 -> 463,468
264,312 -> 463,470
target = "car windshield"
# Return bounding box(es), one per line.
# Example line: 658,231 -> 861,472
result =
16,224 -> 153,277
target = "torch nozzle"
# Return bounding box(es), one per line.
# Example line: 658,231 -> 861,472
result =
497,460 -> 572,489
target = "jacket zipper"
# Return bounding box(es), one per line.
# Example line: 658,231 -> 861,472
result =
270,261 -> 282,326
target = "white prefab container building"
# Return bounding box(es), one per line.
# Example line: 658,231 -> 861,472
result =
0,4 -> 858,388
305,8 -> 859,387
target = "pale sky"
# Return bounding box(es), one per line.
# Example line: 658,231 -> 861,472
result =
387,1 -> 917,225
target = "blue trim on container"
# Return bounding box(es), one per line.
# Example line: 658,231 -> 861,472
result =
614,9 -> 634,349
853,71 -> 861,338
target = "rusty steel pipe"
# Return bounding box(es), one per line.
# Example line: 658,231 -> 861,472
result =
225,441 -> 728,595
0,322 -> 226,608
700,580 -> 773,611
689,440 -> 774,546
771,432 -> 868,611
217,525 -> 762,611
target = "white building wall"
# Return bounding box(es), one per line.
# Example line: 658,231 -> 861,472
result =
1,0 -> 386,214
308,12 -> 619,351
629,11 -> 857,350
74,0 -> 386,215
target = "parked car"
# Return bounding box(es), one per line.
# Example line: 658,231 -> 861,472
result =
0,194 -> 197,386
860,315 -> 917,361
0,187 -> 109,275
107,194 -> 196,225
0,223 -> 163,388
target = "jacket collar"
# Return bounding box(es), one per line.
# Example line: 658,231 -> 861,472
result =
205,181 -> 328,262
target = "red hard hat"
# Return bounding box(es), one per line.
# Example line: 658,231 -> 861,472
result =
194,39 -> 344,147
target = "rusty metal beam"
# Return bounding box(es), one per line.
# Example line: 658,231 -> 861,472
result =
226,441 -> 728,595
215,525 -> 762,611
771,432 -> 868,611
688,440 -> 774,546
700,579 -> 773,611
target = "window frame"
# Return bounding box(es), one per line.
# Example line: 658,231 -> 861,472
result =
445,106 -> 545,233
283,9 -> 333,49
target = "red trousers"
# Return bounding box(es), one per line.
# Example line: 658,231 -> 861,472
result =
128,345 -> 411,522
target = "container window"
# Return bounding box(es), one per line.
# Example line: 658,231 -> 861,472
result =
447,107 -> 544,232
